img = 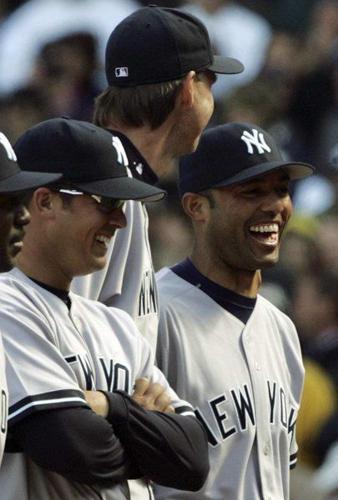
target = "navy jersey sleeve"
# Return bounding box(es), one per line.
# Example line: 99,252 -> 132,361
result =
104,391 -> 210,491
10,391 -> 209,491
10,405 -> 141,486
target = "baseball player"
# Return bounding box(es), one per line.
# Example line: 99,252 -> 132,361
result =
0,132 -> 61,466
70,5 -> 244,353
0,118 -> 209,499
154,123 -> 315,500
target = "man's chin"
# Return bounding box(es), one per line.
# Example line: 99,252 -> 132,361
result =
246,253 -> 279,271
255,257 -> 279,270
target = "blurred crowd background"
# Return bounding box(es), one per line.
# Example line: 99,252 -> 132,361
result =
1,1 -> 338,498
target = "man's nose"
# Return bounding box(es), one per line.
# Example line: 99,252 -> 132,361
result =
108,207 -> 127,228
260,192 -> 288,215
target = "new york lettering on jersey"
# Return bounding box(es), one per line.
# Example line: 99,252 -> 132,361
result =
155,268 -> 303,499
195,380 -> 297,450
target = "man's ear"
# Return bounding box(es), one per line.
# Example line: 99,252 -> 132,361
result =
177,71 -> 196,110
31,187 -> 55,215
181,192 -> 210,222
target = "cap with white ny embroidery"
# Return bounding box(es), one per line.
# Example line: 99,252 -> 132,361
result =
0,131 -> 61,193
178,122 -> 315,196
14,118 -> 166,202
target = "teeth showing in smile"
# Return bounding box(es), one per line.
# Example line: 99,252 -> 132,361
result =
249,223 -> 279,234
249,223 -> 279,245
96,235 -> 110,249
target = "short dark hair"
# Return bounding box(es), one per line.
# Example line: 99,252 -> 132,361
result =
93,78 -> 184,130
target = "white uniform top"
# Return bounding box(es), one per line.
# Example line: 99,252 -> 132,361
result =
72,132 -> 159,354
0,333 -> 8,465
0,268 -> 193,500
155,267 -> 304,500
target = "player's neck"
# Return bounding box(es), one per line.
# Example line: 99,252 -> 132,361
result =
16,249 -> 71,292
190,252 -> 261,299
107,124 -> 178,178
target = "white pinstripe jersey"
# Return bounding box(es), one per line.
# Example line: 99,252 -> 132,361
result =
155,267 -> 304,500
71,133 -> 159,354
72,200 -> 158,353
0,268 -> 194,500
0,333 -> 8,466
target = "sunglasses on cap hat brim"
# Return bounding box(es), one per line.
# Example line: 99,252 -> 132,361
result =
56,188 -> 125,213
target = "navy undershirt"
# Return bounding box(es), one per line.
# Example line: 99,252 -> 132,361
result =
29,277 -> 71,310
171,258 -> 256,324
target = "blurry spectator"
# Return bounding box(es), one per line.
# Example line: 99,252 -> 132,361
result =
148,202 -> 193,271
306,0 -> 338,62
260,263 -> 338,500
263,31 -> 305,80
292,272 -> 338,389
221,77 -> 281,128
0,87 -> 51,143
182,0 -> 272,99
0,0 -> 140,95
263,215 -> 319,300
31,32 -> 100,120
315,215 -> 338,277
262,2 -> 338,169
284,64 -> 336,166
241,0 -> 320,34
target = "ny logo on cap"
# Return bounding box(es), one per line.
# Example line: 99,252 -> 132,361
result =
0,132 -> 17,161
115,67 -> 129,78
112,135 -> 133,178
112,136 -> 128,166
241,129 -> 271,155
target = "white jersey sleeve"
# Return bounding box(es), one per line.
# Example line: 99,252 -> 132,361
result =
0,268 -> 195,500
72,200 -> 159,353
0,279 -> 88,426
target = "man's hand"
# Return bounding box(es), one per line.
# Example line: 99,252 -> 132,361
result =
132,378 -> 175,413
85,390 -> 109,418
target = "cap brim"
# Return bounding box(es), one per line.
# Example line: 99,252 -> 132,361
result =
0,171 -> 62,193
213,161 -> 315,188
208,55 -> 244,75
74,176 -> 166,202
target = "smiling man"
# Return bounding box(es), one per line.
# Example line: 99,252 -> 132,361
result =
0,118 -> 209,499
155,122 -> 315,500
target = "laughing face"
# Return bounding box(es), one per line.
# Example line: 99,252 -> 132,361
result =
47,192 -> 127,282
204,170 -> 292,272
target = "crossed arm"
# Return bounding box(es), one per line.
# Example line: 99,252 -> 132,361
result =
10,378 -> 209,491
85,377 -> 175,417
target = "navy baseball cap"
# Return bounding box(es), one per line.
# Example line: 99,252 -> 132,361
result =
105,5 -> 244,87
14,118 -> 165,202
0,132 -> 61,193
179,123 -> 315,196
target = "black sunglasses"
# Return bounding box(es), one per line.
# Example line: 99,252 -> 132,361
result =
57,188 -> 125,213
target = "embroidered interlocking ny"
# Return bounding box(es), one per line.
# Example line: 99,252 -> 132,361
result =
241,129 -> 272,155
